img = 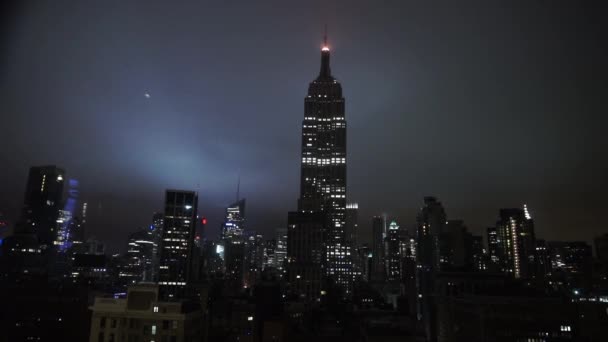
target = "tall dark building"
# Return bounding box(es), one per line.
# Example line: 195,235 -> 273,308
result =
371,215 -> 386,282
20,166 -> 66,248
158,190 -> 198,300
222,199 -> 245,240
440,220 -> 468,270
487,226 -> 500,270
416,196 -> 446,272
345,203 -> 358,247
221,199 -> 247,291
385,220 -> 402,281
595,233 -> 608,262
416,196 -> 446,342
288,34 -> 351,298
150,212 -> 164,281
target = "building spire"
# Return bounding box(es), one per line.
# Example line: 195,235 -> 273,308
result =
319,25 -> 331,78
236,174 -> 240,203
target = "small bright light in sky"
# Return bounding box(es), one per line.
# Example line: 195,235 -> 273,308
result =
144,93 -> 150,98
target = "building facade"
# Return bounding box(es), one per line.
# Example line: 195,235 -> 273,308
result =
88,284 -> 202,342
287,35 -> 351,298
494,206 -> 536,279
20,165 -> 66,248
158,190 -> 198,300
371,215 -> 386,282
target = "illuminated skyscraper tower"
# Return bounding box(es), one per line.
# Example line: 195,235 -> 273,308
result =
288,32 -> 351,298
158,190 -> 198,300
494,205 -> 537,279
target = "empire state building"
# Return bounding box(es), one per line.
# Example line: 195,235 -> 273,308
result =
287,35 -> 352,299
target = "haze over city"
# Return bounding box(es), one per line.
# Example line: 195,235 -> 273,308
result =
1,1 -> 606,253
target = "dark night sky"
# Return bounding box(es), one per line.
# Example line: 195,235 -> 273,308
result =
1,1 -> 606,253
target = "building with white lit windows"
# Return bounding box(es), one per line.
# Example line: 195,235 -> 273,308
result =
386,221 -> 402,281
120,228 -> 157,285
494,206 -> 536,279
287,33 -> 352,299
221,199 -> 247,291
21,165 -> 66,248
158,190 -> 198,300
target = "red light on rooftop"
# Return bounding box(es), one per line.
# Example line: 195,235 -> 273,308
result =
201,217 -> 207,225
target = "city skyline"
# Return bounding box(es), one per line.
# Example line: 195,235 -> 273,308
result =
1,1 -> 607,252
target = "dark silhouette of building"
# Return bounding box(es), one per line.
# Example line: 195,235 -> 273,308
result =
416,196 -> 447,342
287,33 -> 351,299
287,211 -> 324,299
150,212 -> 164,282
244,232 -> 264,288
20,166 -> 66,248
1,166 -> 65,278
158,190 -> 198,300
371,215 -> 386,282
547,241 -> 593,291
594,233 -> 608,262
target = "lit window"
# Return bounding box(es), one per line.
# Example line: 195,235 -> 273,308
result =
153,306 -> 159,313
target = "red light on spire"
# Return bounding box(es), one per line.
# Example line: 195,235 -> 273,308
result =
201,217 -> 207,225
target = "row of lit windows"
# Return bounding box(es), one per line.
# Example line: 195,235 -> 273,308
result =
159,281 -> 187,286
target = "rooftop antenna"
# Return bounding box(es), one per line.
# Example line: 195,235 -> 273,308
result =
324,24 -> 328,47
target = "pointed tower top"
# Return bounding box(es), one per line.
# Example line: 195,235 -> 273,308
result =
236,174 -> 240,203
319,25 -> 332,78
322,24 -> 329,51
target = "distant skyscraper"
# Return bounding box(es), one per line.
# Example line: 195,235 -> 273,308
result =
494,206 -> 536,279
243,233 -> 264,288
356,244 -> 373,282
416,196 -> 446,272
275,228 -> 287,276
386,221 -> 402,281
263,239 -> 277,270
548,241 -> 592,275
121,228 -> 156,284
440,220 -> 483,271
222,199 -> 246,240
535,239 -> 551,279
54,209 -> 72,250
150,212 -> 164,281
158,190 -> 198,300
20,166 -> 66,248
288,33 -> 351,298
469,234 -> 487,272
345,203 -> 359,247
487,226 -> 499,267
416,196 -> 446,342
221,199 -> 247,290
371,215 -> 386,282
